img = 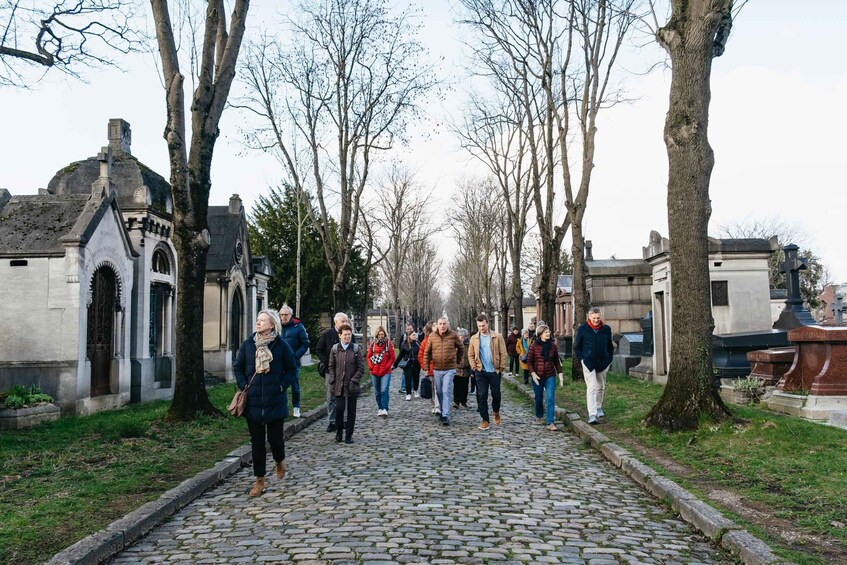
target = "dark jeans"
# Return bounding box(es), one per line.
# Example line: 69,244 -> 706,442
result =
523,369 -> 530,384
403,364 -> 420,393
247,418 -> 285,477
475,371 -> 501,423
509,354 -> 519,374
454,375 -> 470,406
335,395 -> 358,439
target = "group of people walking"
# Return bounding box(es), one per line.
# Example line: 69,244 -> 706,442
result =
233,304 -> 614,498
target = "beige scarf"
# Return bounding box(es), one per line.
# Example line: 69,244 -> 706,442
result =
254,331 -> 276,373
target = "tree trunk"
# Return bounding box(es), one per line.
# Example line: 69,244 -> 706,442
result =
571,227 -> 588,380
152,0 -> 250,421
295,189 -> 302,316
169,205 -> 217,419
643,0 -> 735,431
511,261 -> 524,333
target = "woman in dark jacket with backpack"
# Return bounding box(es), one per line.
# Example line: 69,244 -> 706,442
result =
234,309 -> 297,497
573,307 -> 615,425
526,322 -> 563,431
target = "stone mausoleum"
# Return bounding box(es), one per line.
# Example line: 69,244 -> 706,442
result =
0,119 -> 271,414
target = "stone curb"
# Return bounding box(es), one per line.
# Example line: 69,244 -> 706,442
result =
503,373 -> 793,565
45,401 -> 330,565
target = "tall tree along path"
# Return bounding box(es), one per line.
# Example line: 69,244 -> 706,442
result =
110,382 -> 730,563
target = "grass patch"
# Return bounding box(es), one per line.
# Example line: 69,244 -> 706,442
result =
0,366 -> 327,565
550,361 -> 847,564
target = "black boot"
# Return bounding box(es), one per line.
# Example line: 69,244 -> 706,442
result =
335,431 -> 342,443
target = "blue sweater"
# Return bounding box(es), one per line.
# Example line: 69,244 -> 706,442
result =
574,323 -> 614,373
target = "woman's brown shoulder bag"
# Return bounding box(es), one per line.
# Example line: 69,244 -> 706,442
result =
228,373 -> 257,417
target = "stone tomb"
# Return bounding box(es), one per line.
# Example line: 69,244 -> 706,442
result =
762,325 -> 847,420
746,347 -> 795,387
611,332 -> 644,375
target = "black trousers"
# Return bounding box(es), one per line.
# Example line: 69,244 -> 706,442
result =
454,375 -> 470,406
335,395 -> 358,439
247,418 -> 285,477
509,354 -> 520,373
475,371 -> 501,423
403,364 -> 420,393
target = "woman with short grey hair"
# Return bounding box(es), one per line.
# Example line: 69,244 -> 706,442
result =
233,309 -> 297,497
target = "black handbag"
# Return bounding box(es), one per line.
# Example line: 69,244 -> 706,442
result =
419,376 -> 433,399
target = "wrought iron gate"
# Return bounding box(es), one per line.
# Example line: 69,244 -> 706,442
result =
87,267 -> 116,396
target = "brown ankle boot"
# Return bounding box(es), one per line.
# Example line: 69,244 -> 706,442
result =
274,461 -> 286,480
248,476 -> 267,497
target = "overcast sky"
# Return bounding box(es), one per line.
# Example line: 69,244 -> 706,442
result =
2,1 -> 846,284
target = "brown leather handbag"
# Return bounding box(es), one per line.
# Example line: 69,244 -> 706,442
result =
227,373 -> 257,417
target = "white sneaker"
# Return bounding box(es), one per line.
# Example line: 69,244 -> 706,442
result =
597,408 -> 605,418
430,407 -> 439,414
405,394 -> 412,401
378,409 -> 388,417
413,391 -> 419,398
292,407 -> 300,418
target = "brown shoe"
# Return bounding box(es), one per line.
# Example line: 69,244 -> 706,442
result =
478,421 -> 490,430
274,461 -> 286,480
248,476 -> 267,497
493,412 -> 501,425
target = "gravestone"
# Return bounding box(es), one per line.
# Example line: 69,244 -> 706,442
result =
773,244 -> 817,330
629,312 -> 654,381
611,332 -> 643,375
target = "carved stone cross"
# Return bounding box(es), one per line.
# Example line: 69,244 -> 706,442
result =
779,244 -> 807,310
832,294 -> 845,326
772,243 -> 816,330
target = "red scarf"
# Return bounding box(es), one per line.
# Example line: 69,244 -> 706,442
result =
587,319 -> 603,331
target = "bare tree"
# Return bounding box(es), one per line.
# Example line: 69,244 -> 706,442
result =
458,0 -> 639,351
559,0 -> 638,372
355,209 -> 388,341
401,234 -> 443,329
150,0 -> 250,421
0,0 -> 142,86
642,0 -> 738,431
234,0 -> 437,311
454,88 -> 534,334
375,164 -> 431,346
447,177 -> 505,329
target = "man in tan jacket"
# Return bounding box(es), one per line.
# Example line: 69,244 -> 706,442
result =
467,313 -> 508,430
423,316 -> 464,426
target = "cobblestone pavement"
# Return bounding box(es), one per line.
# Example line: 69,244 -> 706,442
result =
110,377 -> 730,564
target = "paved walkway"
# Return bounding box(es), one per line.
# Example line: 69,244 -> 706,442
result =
110,379 -> 730,564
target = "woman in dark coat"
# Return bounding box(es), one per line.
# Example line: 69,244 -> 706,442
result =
573,307 -> 614,425
329,324 -> 365,443
234,309 -> 297,497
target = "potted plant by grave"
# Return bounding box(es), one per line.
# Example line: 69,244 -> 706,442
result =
0,385 -> 60,430
730,376 -> 765,404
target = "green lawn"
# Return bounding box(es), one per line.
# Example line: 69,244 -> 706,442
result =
0,366 -> 327,565
546,361 -> 847,565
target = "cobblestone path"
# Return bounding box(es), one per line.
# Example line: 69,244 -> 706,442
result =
110,380 -> 730,564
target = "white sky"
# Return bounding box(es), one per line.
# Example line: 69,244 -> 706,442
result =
2,1 -> 846,283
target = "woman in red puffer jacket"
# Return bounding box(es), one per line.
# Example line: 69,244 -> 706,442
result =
367,326 -> 395,417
